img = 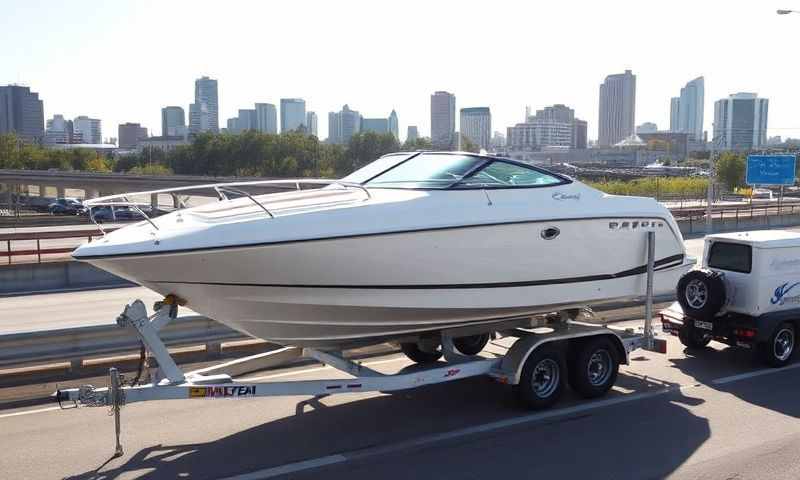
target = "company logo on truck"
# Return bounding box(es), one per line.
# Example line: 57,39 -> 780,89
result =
771,282 -> 800,305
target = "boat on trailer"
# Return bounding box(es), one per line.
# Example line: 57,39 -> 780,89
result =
73,151 -> 693,352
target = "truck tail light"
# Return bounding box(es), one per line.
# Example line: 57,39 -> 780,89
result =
734,328 -> 756,338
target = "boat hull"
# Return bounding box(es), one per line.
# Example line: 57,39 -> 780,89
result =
83,218 -> 692,348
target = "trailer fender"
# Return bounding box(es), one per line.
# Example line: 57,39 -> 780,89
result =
498,329 -> 628,385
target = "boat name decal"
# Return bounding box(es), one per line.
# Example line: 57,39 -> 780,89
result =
189,385 -> 256,398
771,282 -> 800,305
552,192 -> 580,201
444,368 -> 461,378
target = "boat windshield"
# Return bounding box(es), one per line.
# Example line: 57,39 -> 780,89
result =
340,153 -> 417,184
358,153 -> 486,189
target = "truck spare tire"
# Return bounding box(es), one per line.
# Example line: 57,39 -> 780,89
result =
676,269 -> 726,320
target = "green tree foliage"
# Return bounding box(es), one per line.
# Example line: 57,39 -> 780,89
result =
459,134 -> 479,153
345,132 -> 401,172
128,164 -> 174,175
586,177 -> 708,198
715,152 -> 746,190
0,133 -> 112,171
402,136 -> 433,151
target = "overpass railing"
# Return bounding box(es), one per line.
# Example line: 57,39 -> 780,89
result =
1,227 -> 118,265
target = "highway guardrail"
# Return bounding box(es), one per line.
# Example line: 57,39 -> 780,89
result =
0,315 -> 248,370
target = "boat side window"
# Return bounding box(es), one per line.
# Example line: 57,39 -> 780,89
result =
707,242 -> 752,274
456,161 -> 563,188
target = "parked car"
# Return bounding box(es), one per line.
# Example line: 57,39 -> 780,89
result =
89,205 -> 143,222
48,198 -> 85,215
662,230 -> 800,367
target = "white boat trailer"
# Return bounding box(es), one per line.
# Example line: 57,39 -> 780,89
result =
55,232 -> 666,457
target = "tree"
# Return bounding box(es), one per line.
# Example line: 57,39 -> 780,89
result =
715,151 -> 746,190
345,132 -> 400,174
459,134 -> 479,153
402,136 -> 433,151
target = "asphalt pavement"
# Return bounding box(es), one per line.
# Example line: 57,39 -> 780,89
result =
1,323 -> 799,479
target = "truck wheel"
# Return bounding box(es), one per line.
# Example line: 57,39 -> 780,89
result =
453,333 -> 490,355
568,337 -> 619,399
678,325 -> 712,349
759,322 -> 795,368
676,269 -> 726,321
400,342 -> 442,364
514,345 -> 566,409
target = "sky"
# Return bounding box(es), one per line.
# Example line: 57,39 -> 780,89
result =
2,0 -> 799,143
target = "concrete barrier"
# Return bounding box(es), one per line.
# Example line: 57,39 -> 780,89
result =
677,212 -> 800,235
0,261 -> 132,295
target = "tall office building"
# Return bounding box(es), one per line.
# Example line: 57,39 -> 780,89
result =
713,92 -> 769,151
670,77 -> 704,141
459,107 -> 491,150
406,126 -> 419,143
328,105 -> 361,144
280,98 -> 306,132
161,106 -> 185,137
118,123 -> 148,148
508,104 -> 587,150
388,110 -> 399,140
669,97 -> 680,132
73,116 -> 102,144
598,70 -> 636,146
255,103 -> 277,134
0,85 -> 44,143
306,111 -> 318,136
44,114 -> 73,144
431,91 -> 456,150
239,109 -> 258,131
189,76 -> 219,134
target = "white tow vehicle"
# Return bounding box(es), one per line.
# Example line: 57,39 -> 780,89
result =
56,231 -> 668,456
663,230 -> 800,367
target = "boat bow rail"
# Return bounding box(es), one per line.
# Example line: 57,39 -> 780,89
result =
82,178 -> 373,232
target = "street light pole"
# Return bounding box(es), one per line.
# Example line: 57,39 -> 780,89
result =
706,137 -> 715,233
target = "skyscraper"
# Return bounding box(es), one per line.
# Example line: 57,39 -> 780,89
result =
669,97 -> 680,132
255,103 -> 277,134
388,110 -> 399,140
328,105 -> 361,144
189,76 -> 219,134
73,116 -> 102,144
361,118 -> 390,134
238,109 -> 257,131
598,70 -> 636,146
507,104 -> 587,150
713,92 -> 769,151
44,114 -> 73,144
673,77 -> 704,142
406,126 -> 419,143
306,111 -> 318,136
459,107 -> 491,150
280,98 -> 306,132
431,91 -> 456,150
161,106 -> 185,137
118,123 -> 148,148
0,85 -> 44,143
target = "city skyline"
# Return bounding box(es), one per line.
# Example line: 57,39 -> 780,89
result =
2,1 -> 800,143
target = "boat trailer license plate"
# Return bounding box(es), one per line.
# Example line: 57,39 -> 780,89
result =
694,320 -> 713,331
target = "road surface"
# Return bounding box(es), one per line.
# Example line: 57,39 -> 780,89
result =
1,323 -> 799,479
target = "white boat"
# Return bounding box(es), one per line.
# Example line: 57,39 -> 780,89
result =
73,152 -> 694,349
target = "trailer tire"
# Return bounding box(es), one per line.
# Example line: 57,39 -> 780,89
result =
759,322 -> 795,368
678,325 -> 712,349
568,337 -> 619,399
400,342 -> 443,364
677,269 -> 726,321
514,345 -> 566,410
453,333 -> 491,356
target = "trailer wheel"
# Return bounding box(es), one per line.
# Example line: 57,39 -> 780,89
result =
568,337 -> 619,399
759,322 -> 795,368
678,325 -> 712,349
400,342 -> 443,364
514,345 -> 565,409
453,333 -> 491,355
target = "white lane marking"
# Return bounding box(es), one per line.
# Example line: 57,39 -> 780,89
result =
219,385 -> 692,479
218,455 -> 347,480
237,356 -> 406,382
0,406 -> 61,419
712,361 -> 800,385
